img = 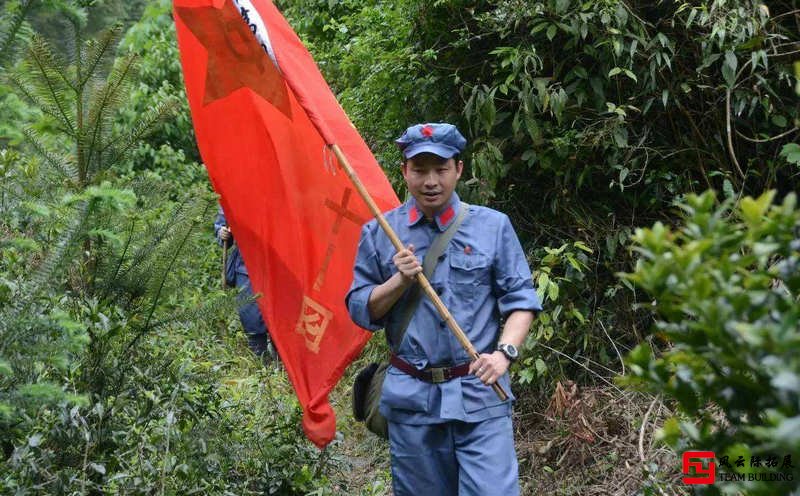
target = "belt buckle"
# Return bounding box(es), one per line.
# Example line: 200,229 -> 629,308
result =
430,367 -> 447,383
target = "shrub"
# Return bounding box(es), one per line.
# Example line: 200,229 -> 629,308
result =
1,3 -> 334,493
623,190 -> 800,495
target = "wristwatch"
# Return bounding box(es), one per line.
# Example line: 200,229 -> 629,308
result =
496,343 -> 519,363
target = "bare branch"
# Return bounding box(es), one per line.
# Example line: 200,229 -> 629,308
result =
735,127 -> 799,143
725,88 -> 746,180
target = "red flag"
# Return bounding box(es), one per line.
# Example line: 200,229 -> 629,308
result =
173,0 -> 399,448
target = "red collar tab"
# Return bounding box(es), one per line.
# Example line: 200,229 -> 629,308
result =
407,199 -> 459,229
408,205 -> 421,225
437,205 -> 455,230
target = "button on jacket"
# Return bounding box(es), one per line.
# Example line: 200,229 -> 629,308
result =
346,192 -> 543,424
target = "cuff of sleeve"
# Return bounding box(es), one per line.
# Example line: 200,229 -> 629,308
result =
497,285 -> 543,317
347,286 -> 384,332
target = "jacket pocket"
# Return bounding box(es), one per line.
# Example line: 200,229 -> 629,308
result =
448,250 -> 491,284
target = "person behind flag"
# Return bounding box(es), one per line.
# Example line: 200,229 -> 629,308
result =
214,207 -> 277,362
346,123 -> 543,495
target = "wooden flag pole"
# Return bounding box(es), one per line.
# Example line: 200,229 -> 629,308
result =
222,234 -> 229,289
330,144 -> 508,401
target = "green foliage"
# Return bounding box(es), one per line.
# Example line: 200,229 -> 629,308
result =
7,25 -> 178,188
116,0 -> 202,182
517,241 -> 596,387
622,190 -> 800,495
0,0 -> 34,70
780,143 -> 800,167
0,1 -> 36,147
1,2 -> 333,493
283,0 -> 800,392
450,0 -> 798,194
2,0 -> 797,493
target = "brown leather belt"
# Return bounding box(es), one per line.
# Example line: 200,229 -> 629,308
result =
390,354 -> 471,384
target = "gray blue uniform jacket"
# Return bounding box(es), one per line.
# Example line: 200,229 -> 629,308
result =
346,193 -> 542,424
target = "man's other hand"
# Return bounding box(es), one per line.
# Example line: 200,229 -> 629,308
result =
219,226 -> 232,242
469,352 -> 511,385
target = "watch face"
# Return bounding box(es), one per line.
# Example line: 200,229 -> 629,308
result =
500,343 -> 518,360
505,344 -> 518,358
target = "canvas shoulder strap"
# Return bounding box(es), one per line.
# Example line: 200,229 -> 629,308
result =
387,202 -> 470,352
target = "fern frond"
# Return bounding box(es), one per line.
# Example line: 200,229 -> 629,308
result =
59,7 -> 85,70
22,127 -> 79,183
27,35 -> 76,135
79,24 -> 123,89
124,197 -> 215,351
28,33 -> 75,92
87,53 -> 136,127
7,72 -> 76,137
143,196 -> 213,300
31,200 -> 89,294
145,292 -> 237,335
98,178 -> 177,295
95,215 -> 137,302
85,54 -> 137,175
0,0 -> 33,68
86,60 -> 135,130
103,96 -> 178,166
129,173 -> 175,203
112,194 -> 195,296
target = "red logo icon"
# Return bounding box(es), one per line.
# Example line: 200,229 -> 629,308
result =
682,451 -> 716,484
421,125 -> 434,137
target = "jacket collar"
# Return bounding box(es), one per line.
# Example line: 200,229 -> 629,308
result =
406,192 -> 461,232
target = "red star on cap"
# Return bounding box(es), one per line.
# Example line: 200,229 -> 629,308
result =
175,0 -> 291,116
421,125 -> 434,137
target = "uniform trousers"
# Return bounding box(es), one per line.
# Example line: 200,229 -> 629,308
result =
234,274 -> 270,356
388,415 -> 519,496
